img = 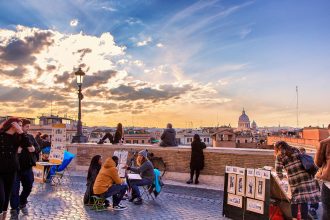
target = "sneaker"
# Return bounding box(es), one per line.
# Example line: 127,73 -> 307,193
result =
20,205 -> 29,216
133,197 -> 143,205
129,196 -> 136,202
186,179 -> 193,184
309,208 -> 318,219
9,209 -> 18,220
113,204 -> 127,210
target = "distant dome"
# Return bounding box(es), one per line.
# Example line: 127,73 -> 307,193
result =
239,109 -> 250,123
251,120 -> 257,129
238,108 -> 251,130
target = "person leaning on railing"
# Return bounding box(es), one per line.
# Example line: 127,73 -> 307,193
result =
314,134 -> 330,220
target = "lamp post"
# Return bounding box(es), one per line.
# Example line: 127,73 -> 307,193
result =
72,68 -> 88,143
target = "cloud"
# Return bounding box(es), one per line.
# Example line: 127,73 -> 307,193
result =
156,43 -> 164,48
137,37 -> 152,47
126,18 -> 143,25
70,19 -> 79,27
240,28 -> 252,39
0,28 -> 54,65
101,6 -> 117,12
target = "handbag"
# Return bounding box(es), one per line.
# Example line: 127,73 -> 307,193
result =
298,154 -> 318,176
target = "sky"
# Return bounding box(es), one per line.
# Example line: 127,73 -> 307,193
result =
0,0 -> 329,128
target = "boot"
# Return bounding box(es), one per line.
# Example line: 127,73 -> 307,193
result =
186,179 -> 193,184
194,179 -> 199,184
9,209 -> 18,220
97,139 -> 104,144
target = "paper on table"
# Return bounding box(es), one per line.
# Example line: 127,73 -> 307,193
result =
127,173 -> 142,180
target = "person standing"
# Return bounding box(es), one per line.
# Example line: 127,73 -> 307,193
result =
10,119 -> 40,219
0,118 -> 33,220
187,134 -> 206,184
274,141 -> 320,220
314,133 -> 330,220
159,123 -> 177,147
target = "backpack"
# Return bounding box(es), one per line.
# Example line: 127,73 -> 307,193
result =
298,153 -> 318,176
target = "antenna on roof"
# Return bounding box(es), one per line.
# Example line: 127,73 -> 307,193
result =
296,86 -> 299,128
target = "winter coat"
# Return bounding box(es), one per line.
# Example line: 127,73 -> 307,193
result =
19,133 -> 40,171
0,132 -> 31,173
93,158 -> 123,195
275,148 -> 320,204
129,160 -> 154,181
160,128 -> 177,147
83,167 -> 100,204
315,137 -> 330,182
190,141 -> 206,170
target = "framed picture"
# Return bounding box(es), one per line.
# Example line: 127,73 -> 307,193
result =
246,176 -> 255,198
261,170 -> 270,179
227,173 -> 236,194
232,167 -> 238,174
226,166 -> 233,174
255,177 -> 266,201
227,193 -> 243,208
255,169 -> 262,177
236,175 -> 245,196
247,168 -> 255,176
246,198 -> 264,214
238,168 -> 245,175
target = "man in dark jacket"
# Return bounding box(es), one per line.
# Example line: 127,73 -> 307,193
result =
160,123 -> 178,147
10,119 -> 40,219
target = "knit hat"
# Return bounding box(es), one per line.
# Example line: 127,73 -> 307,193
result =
138,149 -> 148,158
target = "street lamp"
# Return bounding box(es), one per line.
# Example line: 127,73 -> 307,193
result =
72,68 -> 88,143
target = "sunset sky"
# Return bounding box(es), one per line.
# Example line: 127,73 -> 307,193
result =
0,0 -> 329,128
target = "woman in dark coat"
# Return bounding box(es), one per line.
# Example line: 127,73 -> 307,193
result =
187,134 -> 206,184
83,155 -> 102,205
274,141 -> 320,219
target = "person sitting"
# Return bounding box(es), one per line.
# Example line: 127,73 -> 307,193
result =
125,150 -> 154,205
84,155 -> 102,205
93,156 -> 127,210
98,123 -> 124,144
159,123 -> 178,147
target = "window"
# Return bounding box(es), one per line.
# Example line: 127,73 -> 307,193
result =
126,140 -> 131,144
142,140 -> 145,144
133,140 -> 138,144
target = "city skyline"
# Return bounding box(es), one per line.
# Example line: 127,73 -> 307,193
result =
0,0 -> 329,127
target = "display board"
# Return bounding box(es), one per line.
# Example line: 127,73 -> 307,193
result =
33,163 -> 45,183
223,166 -> 271,220
49,124 -> 66,164
113,150 -> 128,178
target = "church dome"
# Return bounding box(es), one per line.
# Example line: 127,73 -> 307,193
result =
239,109 -> 250,123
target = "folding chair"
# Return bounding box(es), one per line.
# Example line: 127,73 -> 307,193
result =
140,185 -> 155,200
91,196 -> 107,211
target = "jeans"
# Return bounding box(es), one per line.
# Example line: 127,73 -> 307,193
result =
129,178 -> 153,198
321,183 -> 330,220
291,203 -> 308,219
102,184 -> 127,206
10,168 -> 34,212
0,172 -> 16,213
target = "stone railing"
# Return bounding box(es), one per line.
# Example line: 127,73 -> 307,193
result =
67,143 -> 276,176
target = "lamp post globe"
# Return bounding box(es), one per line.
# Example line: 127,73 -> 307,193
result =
72,68 -> 88,143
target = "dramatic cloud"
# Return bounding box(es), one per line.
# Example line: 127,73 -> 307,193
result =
0,25 -> 231,126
